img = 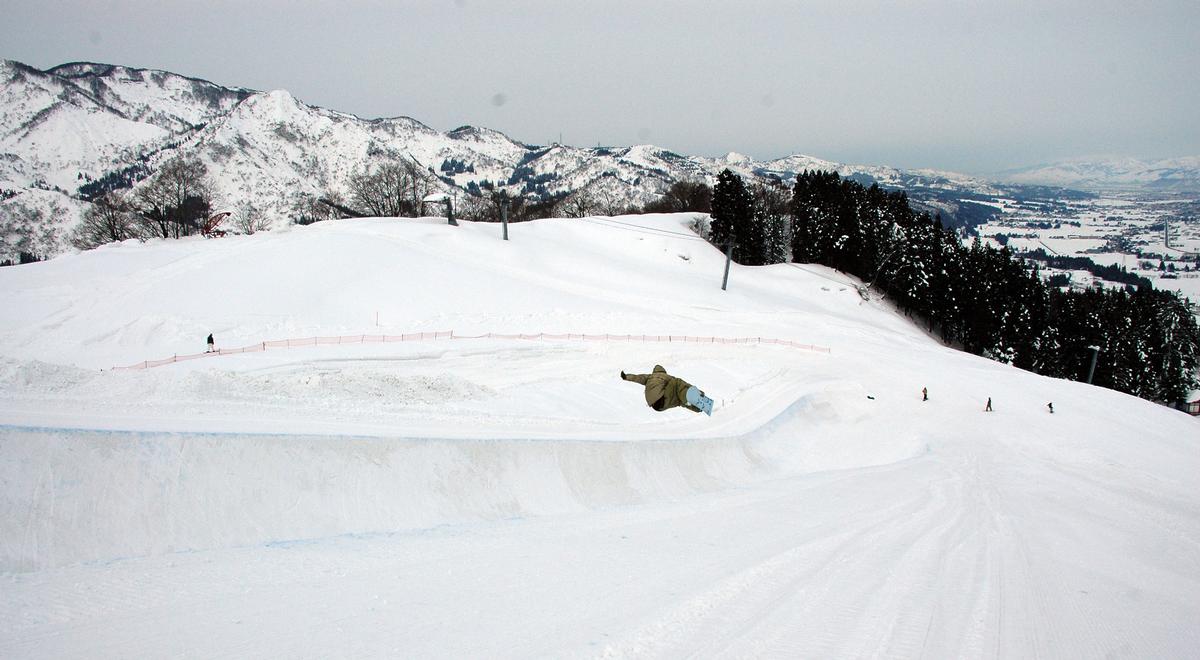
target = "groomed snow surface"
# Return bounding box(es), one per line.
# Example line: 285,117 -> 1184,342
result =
1,214 -> 1197,658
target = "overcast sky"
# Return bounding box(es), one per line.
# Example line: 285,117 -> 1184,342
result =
3,0 -> 1197,173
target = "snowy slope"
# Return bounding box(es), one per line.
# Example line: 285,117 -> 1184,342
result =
1,213 -> 1197,658
0,187 -> 86,260
0,59 -> 253,260
0,60 -> 168,191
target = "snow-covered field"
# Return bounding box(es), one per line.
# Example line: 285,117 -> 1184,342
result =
2,214 -> 1197,658
975,193 -> 1200,301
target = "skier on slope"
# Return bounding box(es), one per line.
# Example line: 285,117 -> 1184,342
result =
621,365 -> 713,416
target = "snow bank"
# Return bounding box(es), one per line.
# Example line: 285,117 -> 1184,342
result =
1,402 -> 927,571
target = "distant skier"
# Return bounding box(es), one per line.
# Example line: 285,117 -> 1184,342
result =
985,397 -> 993,412
1047,402 -> 1054,414
206,333 -> 215,353
621,365 -> 713,416
922,386 -> 928,401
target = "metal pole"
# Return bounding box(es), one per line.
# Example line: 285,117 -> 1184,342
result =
721,241 -> 733,291
1086,345 -> 1100,384
501,198 -> 509,240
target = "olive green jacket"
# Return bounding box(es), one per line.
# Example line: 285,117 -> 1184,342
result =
622,365 -> 701,413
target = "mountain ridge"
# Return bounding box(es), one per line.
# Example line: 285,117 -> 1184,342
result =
997,155 -> 1200,192
3,57 -> 1194,262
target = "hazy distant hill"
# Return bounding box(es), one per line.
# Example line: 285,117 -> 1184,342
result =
998,156 -> 1200,193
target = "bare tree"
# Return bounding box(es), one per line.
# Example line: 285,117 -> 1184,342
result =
642,180 -> 712,214
556,188 -> 597,218
292,192 -> 344,225
231,204 -> 272,234
402,158 -> 438,215
348,158 -> 438,217
750,181 -> 791,218
135,156 -> 216,239
457,190 -> 536,223
348,162 -> 409,217
73,191 -> 141,249
456,192 -> 490,222
590,184 -> 628,217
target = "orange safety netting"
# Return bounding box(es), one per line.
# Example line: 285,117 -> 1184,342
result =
112,331 -> 830,370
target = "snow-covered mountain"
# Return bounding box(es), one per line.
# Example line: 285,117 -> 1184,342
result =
0,60 -> 249,191
0,57 -> 1123,262
999,156 -> 1200,192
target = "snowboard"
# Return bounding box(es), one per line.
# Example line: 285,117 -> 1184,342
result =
686,386 -> 715,416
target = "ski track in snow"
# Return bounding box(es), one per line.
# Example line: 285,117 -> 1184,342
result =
4,420 -> 1197,658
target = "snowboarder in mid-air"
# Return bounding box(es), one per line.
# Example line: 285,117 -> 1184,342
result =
621,365 -> 713,416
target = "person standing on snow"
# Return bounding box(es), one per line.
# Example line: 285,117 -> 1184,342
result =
206,333 -> 215,353
621,365 -> 712,415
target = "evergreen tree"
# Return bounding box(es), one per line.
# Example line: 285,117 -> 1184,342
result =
761,211 -> 792,265
892,212 -> 936,320
1153,290 -> 1200,401
829,180 -> 862,275
710,169 -> 753,258
790,170 -> 842,263
927,216 -> 967,345
960,238 -> 1000,356
1116,289 -> 1200,401
855,184 -> 891,281
787,169 -> 1198,406
1011,265 -> 1051,371
747,182 -> 791,265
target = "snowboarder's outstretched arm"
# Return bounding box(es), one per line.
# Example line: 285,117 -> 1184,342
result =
622,371 -> 651,385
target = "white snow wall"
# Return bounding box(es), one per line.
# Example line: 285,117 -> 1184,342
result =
1,395 -> 928,572
1,428 -> 782,572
